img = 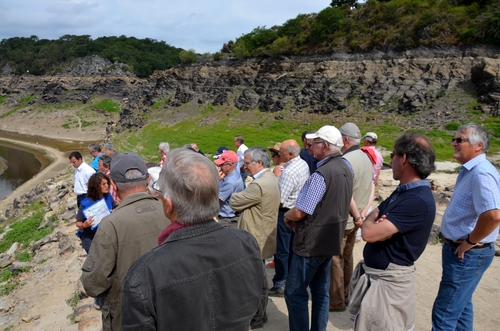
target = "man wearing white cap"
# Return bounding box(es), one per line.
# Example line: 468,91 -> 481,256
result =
362,132 -> 383,184
283,126 -> 353,331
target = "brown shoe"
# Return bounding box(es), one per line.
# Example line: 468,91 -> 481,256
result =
329,303 -> 347,312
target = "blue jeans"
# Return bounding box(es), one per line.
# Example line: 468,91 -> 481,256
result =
431,242 -> 494,331
285,253 -> 331,331
272,210 -> 293,289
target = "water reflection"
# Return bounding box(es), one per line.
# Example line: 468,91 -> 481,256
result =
0,145 -> 42,200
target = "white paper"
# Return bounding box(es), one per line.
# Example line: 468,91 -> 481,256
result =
83,198 -> 111,230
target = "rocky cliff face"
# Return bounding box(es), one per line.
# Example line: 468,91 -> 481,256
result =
0,45 -> 499,135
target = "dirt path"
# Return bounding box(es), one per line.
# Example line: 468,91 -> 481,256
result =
1,157 -> 499,330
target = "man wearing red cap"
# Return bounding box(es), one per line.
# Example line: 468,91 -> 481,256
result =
214,150 -> 244,227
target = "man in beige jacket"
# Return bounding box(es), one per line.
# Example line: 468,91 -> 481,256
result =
231,146 -> 280,329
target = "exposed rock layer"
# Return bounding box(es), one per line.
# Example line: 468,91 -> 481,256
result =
0,45 -> 499,133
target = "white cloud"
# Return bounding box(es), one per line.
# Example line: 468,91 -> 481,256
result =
0,0 -> 329,52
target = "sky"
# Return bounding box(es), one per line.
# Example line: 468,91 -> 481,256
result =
0,0 -> 330,53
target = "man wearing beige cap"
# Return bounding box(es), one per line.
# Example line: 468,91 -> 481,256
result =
283,126 -> 353,331
329,123 -> 373,312
362,131 -> 384,184
214,150 -> 244,227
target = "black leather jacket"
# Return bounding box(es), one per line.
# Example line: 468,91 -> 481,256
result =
121,220 -> 265,331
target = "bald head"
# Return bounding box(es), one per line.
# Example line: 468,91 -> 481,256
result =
280,139 -> 301,163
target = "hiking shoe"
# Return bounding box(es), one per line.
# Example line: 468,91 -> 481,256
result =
268,286 -> 284,296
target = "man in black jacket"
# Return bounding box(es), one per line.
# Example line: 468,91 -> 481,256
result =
121,148 -> 265,331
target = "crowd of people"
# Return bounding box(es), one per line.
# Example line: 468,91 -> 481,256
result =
68,123 -> 500,331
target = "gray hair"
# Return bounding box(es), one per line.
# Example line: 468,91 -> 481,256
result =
114,169 -> 148,192
327,143 -> 342,154
99,155 -> 112,169
104,142 -> 114,150
285,144 -> 301,157
158,148 -> 219,224
158,142 -> 170,154
457,123 -> 490,153
244,146 -> 271,168
88,143 -> 101,153
347,136 -> 361,145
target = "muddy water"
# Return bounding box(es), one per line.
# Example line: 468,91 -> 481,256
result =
0,130 -> 100,201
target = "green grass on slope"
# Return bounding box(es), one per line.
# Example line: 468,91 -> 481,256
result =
115,107 -> 500,167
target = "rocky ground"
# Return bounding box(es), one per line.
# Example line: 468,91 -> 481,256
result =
0,144 -> 499,330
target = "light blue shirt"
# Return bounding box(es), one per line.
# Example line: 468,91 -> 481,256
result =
296,156 -> 352,215
219,169 -> 245,217
441,154 -> 500,242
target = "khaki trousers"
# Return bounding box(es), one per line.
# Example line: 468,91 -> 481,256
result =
329,227 -> 358,307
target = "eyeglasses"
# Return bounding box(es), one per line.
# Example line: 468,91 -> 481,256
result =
451,137 -> 470,144
220,162 -> 232,167
306,143 -> 313,148
271,153 -> 279,158
152,180 -> 163,196
313,140 -> 326,145
390,152 -> 398,159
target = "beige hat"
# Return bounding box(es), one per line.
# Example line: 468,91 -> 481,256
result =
268,143 -> 282,154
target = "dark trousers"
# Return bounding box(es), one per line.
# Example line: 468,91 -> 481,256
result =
272,209 -> 293,289
76,194 -> 87,208
252,261 -> 268,324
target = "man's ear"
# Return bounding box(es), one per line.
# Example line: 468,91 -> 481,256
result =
164,196 -> 175,220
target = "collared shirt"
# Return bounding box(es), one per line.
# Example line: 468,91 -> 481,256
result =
74,162 -> 95,195
441,154 -> 500,242
252,168 -> 267,180
279,156 -> 310,209
368,145 -> 383,180
388,179 -> 431,205
237,144 -> 248,170
219,169 -> 245,217
90,153 -> 104,172
296,156 -> 353,215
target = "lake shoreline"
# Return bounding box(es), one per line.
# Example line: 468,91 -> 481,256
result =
0,137 -> 69,213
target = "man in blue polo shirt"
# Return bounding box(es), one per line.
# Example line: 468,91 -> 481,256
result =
349,132 -> 436,331
432,123 -> 500,331
215,150 -> 244,228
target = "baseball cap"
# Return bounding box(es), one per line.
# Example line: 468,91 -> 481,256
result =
339,123 -> 361,139
305,125 -> 343,147
362,132 -> 378,142
213,146 -> 228,159
214,150 -> 239,165
110,153 -> 148,183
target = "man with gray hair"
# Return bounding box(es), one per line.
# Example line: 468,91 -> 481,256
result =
88,143 -> 104,172
283,125 -> 353,331
329,123 -> 373,312
432,123 -> 500,330
80,153 -> 170,331
121,149 -> 264,331
269,139 -> 310,296
230,146 -> 280,329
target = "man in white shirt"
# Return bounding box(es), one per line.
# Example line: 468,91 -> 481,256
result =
233,135 -> 249,185
69,151 -> 95,208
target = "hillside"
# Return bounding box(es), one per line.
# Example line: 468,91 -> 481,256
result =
1,45 -> 500,164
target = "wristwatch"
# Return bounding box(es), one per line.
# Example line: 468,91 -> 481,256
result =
466,234 -> 477,246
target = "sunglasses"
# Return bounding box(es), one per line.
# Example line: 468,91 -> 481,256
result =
451,137 -> 469,144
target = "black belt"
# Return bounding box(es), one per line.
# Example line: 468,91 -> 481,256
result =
279,207 -> 290,212
443,237 -> 492,249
